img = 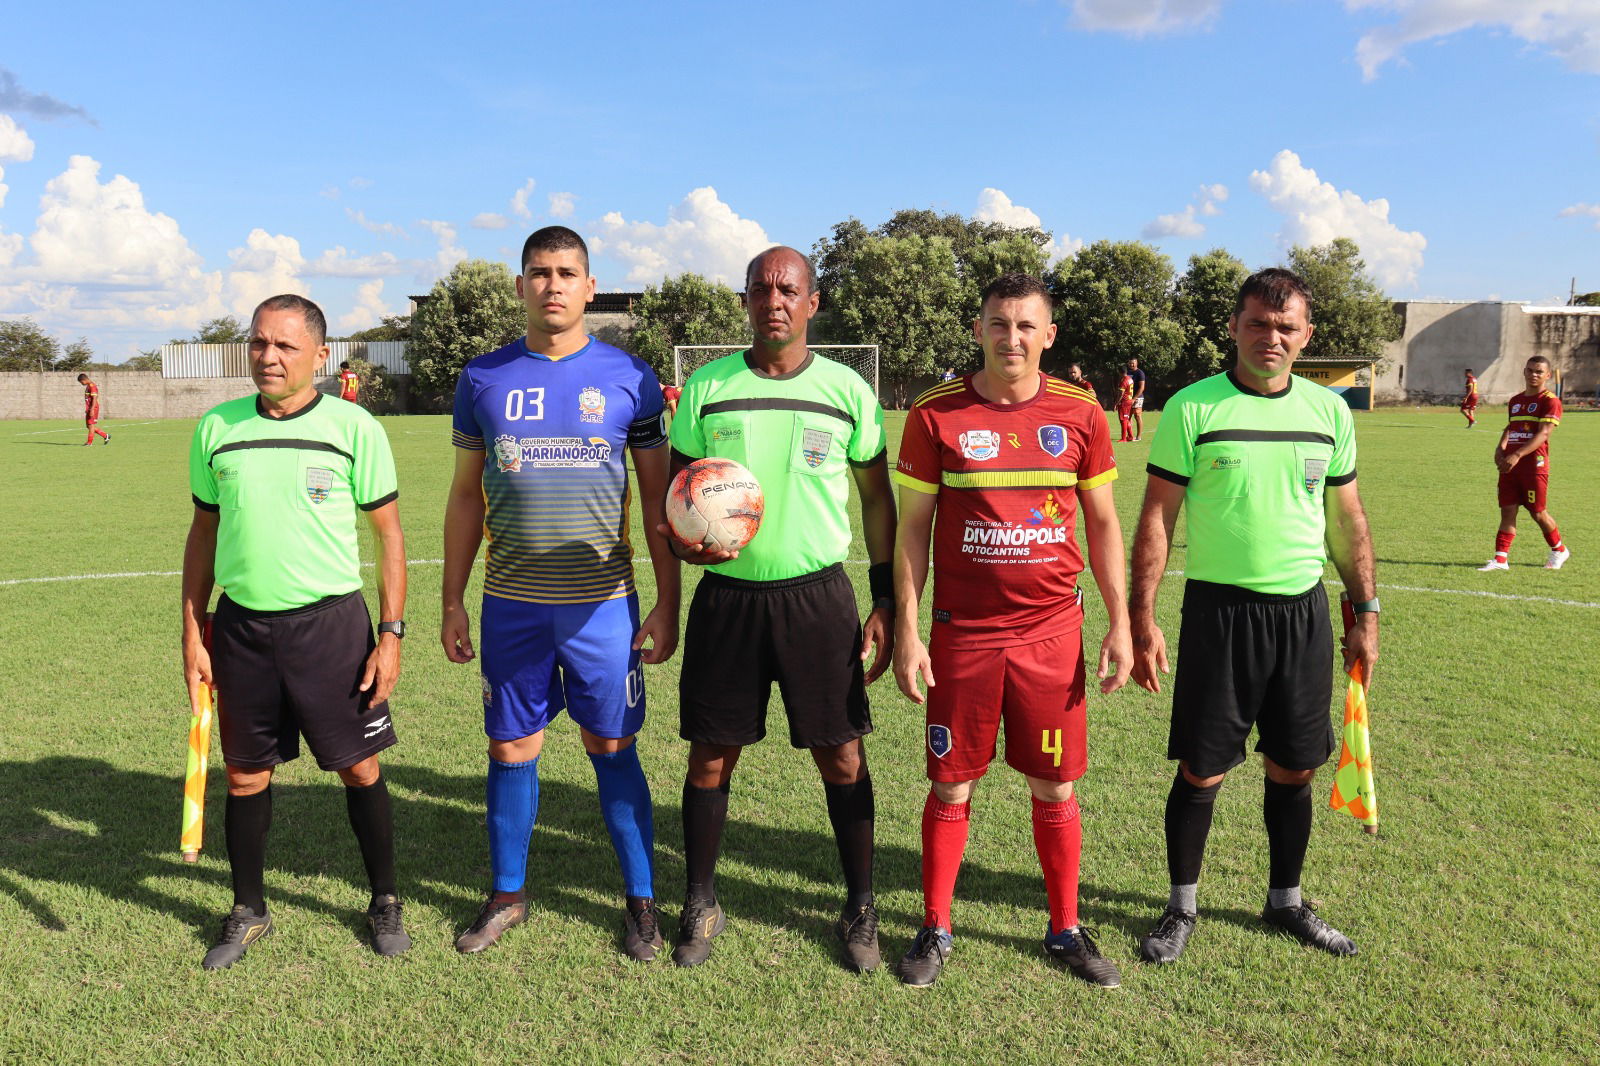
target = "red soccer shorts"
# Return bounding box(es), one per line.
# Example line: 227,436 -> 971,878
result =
1498,457 -> 1548,512
925,627 -> 1087,783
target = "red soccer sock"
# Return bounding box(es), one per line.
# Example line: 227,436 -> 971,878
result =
1032,793 -> 1082,934
920,792 -> 971,930
1544,526 -> 1563,550
1494,530 -> 1514,560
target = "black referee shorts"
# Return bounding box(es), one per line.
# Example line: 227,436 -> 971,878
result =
212,590 -> 397,772
679,563 -> 871,749
1167,580 -> 1335,777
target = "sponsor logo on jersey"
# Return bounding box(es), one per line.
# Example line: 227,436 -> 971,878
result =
1511,403 -> 1522,414
217,466 -> 238,482
802,427 -> 832,468
712,426 -> 743,443
578,386 -> 606,423
506,436 -> 614,468
1037,425 -> 1067,457
1303,458 -> 1327,496
1210,456 -> 1241,469
493,435 -> 522,473
927,724 -> 953,758
960,429 -> 1000,461
1026,492 -> 1067,526
305,466 -> 334,504
1007,432 -> 1022,449
960,518 -> 1069,557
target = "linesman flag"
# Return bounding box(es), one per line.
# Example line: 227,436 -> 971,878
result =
1330,593 -> 1378,834
181,614 -> 216,862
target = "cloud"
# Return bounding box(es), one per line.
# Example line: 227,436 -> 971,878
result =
548,192 -> 576,219
591,187 -> 773,286
1559,202 -> 1600,229
1066,0 -> 1222,35
511,178 -> 536,221
305,245 -> 409,277
336,280 -> 394,332
1142,183 -> 1229,238
0,69 -> 94,123
224,229 -> 308,314
418,219 -> 467,276
348,176 -> 374,190
1249,149 -> 1426,287
346,208 -> 406,239
471,212 -> 510,230
973,188 -> 1083,262
0,114 -> 35,162
1348,0 -> 1600,80
319,185 -> 341,200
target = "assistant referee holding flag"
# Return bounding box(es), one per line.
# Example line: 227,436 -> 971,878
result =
182,294 -> 410,970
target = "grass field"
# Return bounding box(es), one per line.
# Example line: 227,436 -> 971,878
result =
2,405 -> 1597,1064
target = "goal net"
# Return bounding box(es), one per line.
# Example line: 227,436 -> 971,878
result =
673,345 -> 880,396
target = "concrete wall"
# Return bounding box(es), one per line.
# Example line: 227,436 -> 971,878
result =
1377,302 -> 1600,405
0,371 -> 414,420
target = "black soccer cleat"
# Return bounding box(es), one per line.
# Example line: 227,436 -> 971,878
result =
455,896 -> 528,954
366,894 -> 411,957
202,905 -> 273,970
835,901 -> 881,973
1261,902 -> 1358,957
671,897 -> 725,968
899,925 -> 953,988
1044,924 -> 1122,988
621,900 -> 665,962
1139,907 -> 1198,964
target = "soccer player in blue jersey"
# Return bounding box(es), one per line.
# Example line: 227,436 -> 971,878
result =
441,226 -> 681,961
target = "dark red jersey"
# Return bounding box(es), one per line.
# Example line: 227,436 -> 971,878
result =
1116,373 -> 1134,411
1506,389 -> 1561,462
83,382 -> 100,420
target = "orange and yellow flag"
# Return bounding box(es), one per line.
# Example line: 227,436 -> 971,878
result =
1329,663 -> 1378,833
181,684 -> 214,861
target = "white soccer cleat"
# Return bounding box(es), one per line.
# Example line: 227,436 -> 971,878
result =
1477,558 -> 1509,572
1544,547 -> 1571,570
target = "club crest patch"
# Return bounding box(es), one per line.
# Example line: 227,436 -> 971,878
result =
305,466 -> 333,504
481,674 -> 493,707
1037,425 -> 1067,457
1303,457 -> 1328,496
578,386 -> 605,423
493,434 -> 522,473
802,427 -> 832,468
960,429 -> 1000,461
927,724 -> 953,759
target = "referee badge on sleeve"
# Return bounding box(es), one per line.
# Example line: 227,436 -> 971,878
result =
928,725 -> 953,759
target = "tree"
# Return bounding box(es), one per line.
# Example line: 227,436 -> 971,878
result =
408,259 -> 525,403
1570,291 -> 1600,307
0,318 -> 84,372
194,316 -> 248,344
1050,240 -> 1184,387
1172,248 -> 1250,385
830,234 -> 966,405
343,356 -> 395,412
630,273 -> 749,379
1287,238 -> 1402,370
339,314 -> 411,343
124,351 -> 164,371
56,339 -> 92,373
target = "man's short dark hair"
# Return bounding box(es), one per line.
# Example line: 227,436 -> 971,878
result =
522,226 -> 590,274
77,373 -> 88,382
340,361 -> 350,369
745,246 -> 817,295
1234,268 -> 1313,318
252,294 -> 327,346
979,272 -> 1053,312
1527,355 -> 1552,368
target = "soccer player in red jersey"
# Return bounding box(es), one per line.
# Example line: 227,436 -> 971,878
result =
1479,356 -> 1569,570
892,273 -> 1132,989
77,373 -> 110,445
660,381 -> 681,416
338,361 -> 361,404
1115,369 -> 1135,441
1066,362 -> 1096,398
1460,369 -> 1479,428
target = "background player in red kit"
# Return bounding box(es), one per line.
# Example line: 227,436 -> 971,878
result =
1460,369 -> 1479,428
1479,355 -> 1569,571
1115,368 -> 1135,442
338,361 -> 361,404
892,273 -> 1132,989
77,373 -> 109,445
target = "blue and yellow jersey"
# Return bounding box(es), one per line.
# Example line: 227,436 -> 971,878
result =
452,337 -> 666,604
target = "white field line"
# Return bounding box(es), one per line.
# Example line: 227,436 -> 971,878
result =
5,561 -> 1597,609
11,420 -> 161,436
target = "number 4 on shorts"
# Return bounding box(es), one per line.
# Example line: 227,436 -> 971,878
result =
1040,729 -> 1062,768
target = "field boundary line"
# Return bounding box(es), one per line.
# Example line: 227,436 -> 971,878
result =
11,420 -> 161,437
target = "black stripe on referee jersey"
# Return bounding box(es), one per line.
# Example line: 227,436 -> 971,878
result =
210,438 -> 355,465
359,490 -> 399,511
192,494 -> 220,512
1193,430 -> 1335,446
849,447 -> 888,470
698,398 -> 856,428
1326,469 -> 1356,487
1146,463 -> 1189,486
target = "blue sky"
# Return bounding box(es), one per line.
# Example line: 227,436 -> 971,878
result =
2,0 -> 1597,361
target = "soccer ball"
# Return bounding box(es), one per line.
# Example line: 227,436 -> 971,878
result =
666,458 -> 764,553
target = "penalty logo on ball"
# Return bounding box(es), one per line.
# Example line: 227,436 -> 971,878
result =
666,458 -> 765,554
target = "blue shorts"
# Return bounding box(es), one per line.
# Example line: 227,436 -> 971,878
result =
480,593 -> 646,742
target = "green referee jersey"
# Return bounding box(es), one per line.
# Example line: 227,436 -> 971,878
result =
669,350 -> 886,582
1147,370 -> 1355,595
189,393 -> 399,611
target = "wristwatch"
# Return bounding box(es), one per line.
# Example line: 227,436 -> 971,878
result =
377,620 -> 407,639
1351,599 -> 1380,616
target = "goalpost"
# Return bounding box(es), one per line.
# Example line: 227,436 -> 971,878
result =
673,345 -> 880,397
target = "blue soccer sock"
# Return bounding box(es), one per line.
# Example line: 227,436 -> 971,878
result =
487,757 -> 539,895
589,744 -> 656,900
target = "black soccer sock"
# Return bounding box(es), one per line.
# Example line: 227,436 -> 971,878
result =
824,774 -> 876,910
225,786 -> 272,914
345,776 -> 398,901
1263,778 -> 1313,893
682,781 -> 730,903
1164,770 -> 1221,890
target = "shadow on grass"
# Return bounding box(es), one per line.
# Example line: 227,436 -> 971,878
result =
0,756 -> 1192,964
15,441 -> 87,447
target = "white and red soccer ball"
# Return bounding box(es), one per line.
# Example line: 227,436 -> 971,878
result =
666,458 -> 764,554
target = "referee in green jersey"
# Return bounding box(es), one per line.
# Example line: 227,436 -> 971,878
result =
1129,268 -> 1378,965
182,295 -> 410,970
664,246 -> 897,972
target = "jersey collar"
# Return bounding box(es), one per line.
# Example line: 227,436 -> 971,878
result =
521,335 -> 595,363
1226,369 -> 1292,399
745,348 -> 813,380
255,392 -> 323,421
